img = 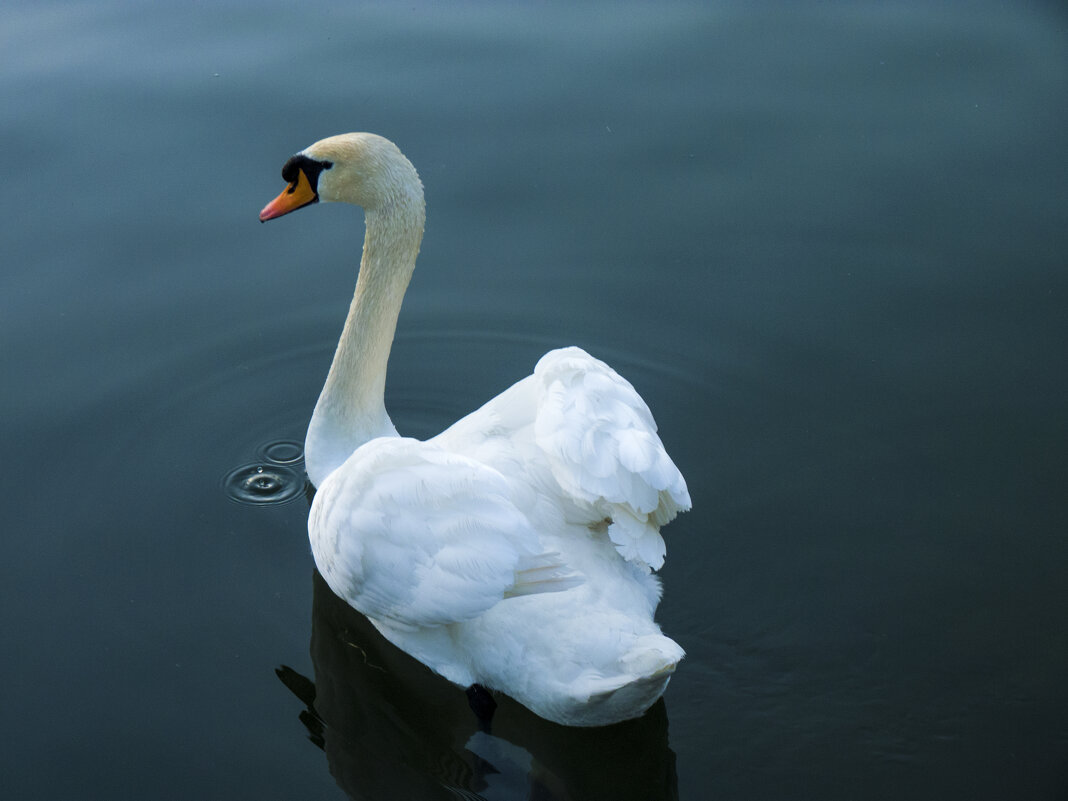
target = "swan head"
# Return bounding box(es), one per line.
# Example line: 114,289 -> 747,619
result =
260,132 -> 423,222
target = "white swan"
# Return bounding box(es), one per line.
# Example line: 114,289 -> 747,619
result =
260,133 -> 690,727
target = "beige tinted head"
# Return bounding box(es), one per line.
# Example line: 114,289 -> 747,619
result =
259,133 -> 422,221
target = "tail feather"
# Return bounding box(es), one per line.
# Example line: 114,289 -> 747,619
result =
620,635 -> 685,676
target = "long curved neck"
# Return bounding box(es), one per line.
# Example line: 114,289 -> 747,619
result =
305,198 -> 424,487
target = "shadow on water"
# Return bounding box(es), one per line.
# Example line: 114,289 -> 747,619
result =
278,570 -> 679,801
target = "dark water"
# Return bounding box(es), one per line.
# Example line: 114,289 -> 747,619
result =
3,2 -> 1067,798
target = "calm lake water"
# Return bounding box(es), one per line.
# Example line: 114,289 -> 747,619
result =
3,1 -> 1067,798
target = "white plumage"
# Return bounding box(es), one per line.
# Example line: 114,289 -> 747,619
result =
261,133 -> 690,726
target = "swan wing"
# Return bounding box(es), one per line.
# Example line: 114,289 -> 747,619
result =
532,347 -> 691,571
309,437 -> 579,630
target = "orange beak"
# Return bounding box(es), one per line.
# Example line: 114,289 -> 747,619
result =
259,168 -> 318,222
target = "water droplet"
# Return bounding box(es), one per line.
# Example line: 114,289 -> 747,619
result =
223,463 -> 304,505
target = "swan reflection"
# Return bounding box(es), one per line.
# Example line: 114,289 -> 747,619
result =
278,570 -> 679,801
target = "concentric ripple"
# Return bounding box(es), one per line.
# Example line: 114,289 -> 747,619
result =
223,463 -> 305,505
259,439 -> 305,466
224,438 -> 307,505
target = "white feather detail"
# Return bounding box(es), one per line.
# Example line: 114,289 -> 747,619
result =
531,347 -> 690,570
311,438 -> 582,630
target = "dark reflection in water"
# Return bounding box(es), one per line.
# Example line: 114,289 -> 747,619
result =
280,571 -> 678,801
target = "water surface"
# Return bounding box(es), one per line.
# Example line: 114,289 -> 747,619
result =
3,2 -> 1066,798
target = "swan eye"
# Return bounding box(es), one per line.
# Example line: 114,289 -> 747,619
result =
280,155 -> 332,193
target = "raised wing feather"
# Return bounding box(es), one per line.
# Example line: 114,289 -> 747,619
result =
309,437 -> 578,629
532,348 -> 691,571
